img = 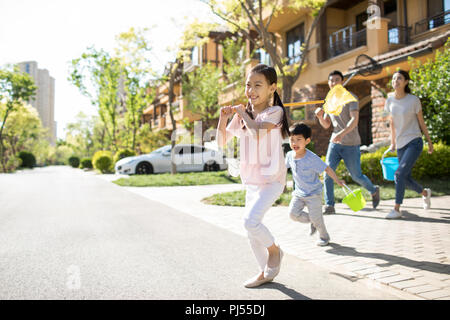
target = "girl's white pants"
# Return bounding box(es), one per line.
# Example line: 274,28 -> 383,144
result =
244,182 -> 285,272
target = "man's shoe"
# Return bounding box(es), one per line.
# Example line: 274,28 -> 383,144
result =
422,188 -> 431,210
385,209 -> 402,219
243,274 -> 273,288
310,223 -> 317,236
323,205 -> 335,215
372,186 -> 380,209
264,247 -> 283,280
316,238 -> 330,246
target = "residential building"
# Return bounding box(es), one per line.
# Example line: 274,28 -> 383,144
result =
18,61 -> 57,145
224,0 -> 449,155
142,29 -> 232,135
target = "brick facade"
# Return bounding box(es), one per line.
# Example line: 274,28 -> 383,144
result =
289,80 -> 388,156
370,78 -> 391,144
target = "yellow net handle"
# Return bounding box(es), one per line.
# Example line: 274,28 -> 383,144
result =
284,100 -> 324,107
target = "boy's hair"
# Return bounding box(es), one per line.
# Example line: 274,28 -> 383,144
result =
328,70 -> 344,81
289,123 -> 311,139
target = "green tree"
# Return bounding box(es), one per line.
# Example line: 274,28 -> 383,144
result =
409,39 -> 450,144
182,63 -> 223,130
65,112 -> 95,157
114,27 -> 156,151
203,0 -> 326,105
0,65 -> 37,172
69,48 -> 123,151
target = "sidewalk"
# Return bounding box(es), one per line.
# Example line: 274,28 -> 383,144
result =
100,174 -> 450,300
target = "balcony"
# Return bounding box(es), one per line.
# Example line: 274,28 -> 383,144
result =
388,25 -> 411,45
323,25 -> 366,61
414,10 -> 450,36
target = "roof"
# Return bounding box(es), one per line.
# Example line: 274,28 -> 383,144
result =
348,30 -> 450,72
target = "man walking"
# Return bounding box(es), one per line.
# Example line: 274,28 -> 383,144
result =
315,70 -> 380,214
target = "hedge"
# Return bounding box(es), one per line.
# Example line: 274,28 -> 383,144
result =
329,141 -> 449,184
68,156 -> 80,168
113,149 -> 136,165
18,151 -> 36,168
80,158 -> 93,169
92,150 -> 114,173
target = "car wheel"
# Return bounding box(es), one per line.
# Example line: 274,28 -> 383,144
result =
204,161 -> 219,172
135,162 -> 153,174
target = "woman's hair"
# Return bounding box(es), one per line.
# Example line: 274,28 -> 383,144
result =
394,69 -> 411,94
242,64 -> 290,138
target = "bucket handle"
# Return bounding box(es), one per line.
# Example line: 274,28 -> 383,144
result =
342,184 -> 357,198
382,147 -> 393,161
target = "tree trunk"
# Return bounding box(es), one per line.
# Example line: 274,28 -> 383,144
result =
168,62 -> 178,175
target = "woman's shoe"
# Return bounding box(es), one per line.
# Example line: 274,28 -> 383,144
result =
422,188 -> 431,210
263,247 -> 284,280
385,209 -> 402,219
243,274 -> 273,288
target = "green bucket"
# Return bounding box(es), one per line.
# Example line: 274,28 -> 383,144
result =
341,185 -> 366,212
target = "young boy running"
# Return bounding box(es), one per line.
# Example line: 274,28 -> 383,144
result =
286,123 -> 345,246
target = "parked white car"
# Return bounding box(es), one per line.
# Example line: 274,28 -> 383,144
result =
114,144 -> 228,175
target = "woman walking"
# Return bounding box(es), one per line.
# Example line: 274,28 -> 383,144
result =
384,70 -> 434,219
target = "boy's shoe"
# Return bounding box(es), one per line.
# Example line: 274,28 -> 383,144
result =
422,188 -> 431,210
385,209 -> 402,219
323,206 -> 335,215
310,224 -> 317,236
372,186 -> 380,209
316,238 -> 330,246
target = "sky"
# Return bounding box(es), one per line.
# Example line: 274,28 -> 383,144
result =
0,0 -> 221,139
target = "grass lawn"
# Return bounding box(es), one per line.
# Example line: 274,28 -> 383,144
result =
202,179 -> 450,207
112,170 -> 240,187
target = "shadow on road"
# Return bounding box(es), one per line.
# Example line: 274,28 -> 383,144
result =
326,243 -> 450,275
248,282 -> 311,300
334,210 -> 450,225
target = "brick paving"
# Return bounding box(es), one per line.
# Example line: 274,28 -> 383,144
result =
99,174 -> 450,300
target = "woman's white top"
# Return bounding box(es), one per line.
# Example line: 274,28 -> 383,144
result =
384,93 -> 422,149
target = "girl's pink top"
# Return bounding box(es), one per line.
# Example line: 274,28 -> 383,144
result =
226,105 -> 286,186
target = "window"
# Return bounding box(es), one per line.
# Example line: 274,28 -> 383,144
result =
191,46 -> 199,66
256,48 -> 272,65
286,23 -> 304,65
428,0 -> 449,29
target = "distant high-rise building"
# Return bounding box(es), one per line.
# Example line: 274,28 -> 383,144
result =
17,61 -> 56,145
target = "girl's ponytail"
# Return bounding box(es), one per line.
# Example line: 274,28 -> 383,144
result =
273,91 -> 290,139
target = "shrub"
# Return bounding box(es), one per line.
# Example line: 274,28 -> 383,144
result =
68,156 -> 80,168
18,151 -> 36,168
332,142 -> 450,184
409,39 -> 450,144
113,149 -> 136,165
80,158 -> 93,169
92,150 -> 113,173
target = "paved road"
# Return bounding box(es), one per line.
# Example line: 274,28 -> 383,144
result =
0,166 -> 402,299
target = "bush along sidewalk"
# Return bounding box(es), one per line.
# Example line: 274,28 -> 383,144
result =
333,141 -> 449,184
203,142 -> 450,207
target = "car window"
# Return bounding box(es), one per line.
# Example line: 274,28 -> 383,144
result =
152,145 -> 170,154
173,146 -> 183,155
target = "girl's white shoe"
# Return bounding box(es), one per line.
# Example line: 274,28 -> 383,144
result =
243,274 -> 273,288
386,209 -> 402,219
422,188 -> 431,210
263,248 -> 284,280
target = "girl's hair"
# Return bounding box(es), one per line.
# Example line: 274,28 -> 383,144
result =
394,69 -> 411,94
242,64 -> 290,138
